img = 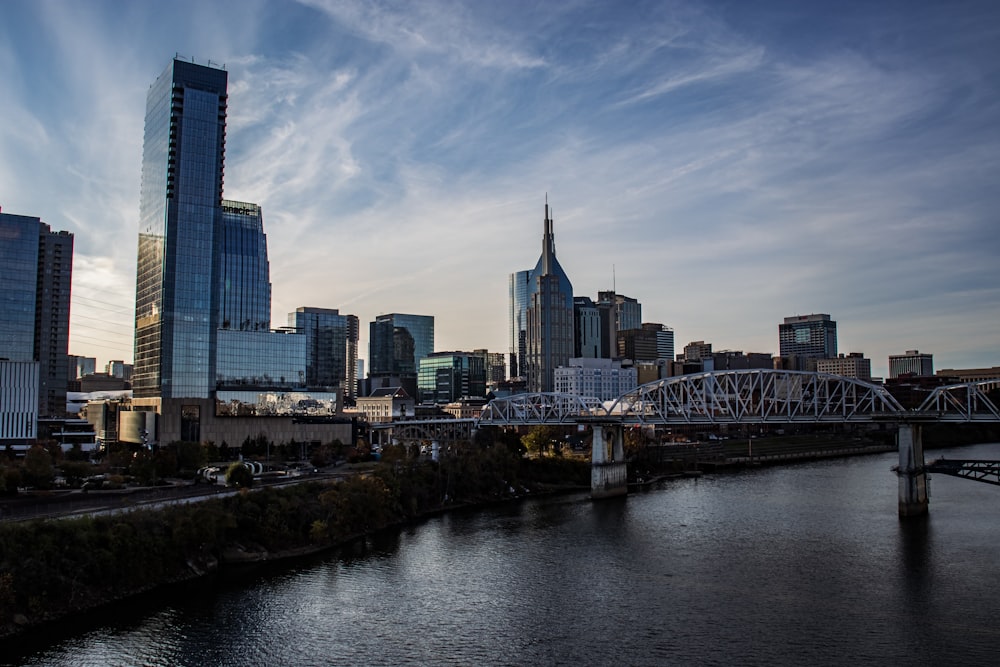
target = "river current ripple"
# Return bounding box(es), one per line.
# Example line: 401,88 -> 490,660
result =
11,443 -> 1000,666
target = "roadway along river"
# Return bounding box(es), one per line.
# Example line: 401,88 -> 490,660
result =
11,443 -> 1000,666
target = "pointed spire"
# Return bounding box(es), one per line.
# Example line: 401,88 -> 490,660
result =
541,195 -> 555,274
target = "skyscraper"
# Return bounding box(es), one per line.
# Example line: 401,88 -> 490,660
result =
0,210 -> 73,419
133,58 -> 229,400
218,200 -> 271,332
778,314 -> 838,371
369,313 -> 434,397
525,200 -> 574,393
508,269 -> 531,378
289,307 -> 359,397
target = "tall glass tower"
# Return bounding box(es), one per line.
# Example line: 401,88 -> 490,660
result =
508,269 -> 531,378
218,200 -> 271,332
0,212 -> 73,417
289,307 -> 359,397
525,200 -> 574,393
133,59 -> 228,399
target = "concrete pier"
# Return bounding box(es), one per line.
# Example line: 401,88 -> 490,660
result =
591,423 -> 627,499
897,423 -> 929,517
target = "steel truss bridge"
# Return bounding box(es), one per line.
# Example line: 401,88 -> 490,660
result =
369,370 -> 1000,511
477,370 -> 1000,427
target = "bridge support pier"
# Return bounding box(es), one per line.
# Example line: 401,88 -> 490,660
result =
591,423 -> 627,499
897,423 -> 929,517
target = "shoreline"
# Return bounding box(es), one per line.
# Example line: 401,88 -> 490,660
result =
3,440 -> 993,647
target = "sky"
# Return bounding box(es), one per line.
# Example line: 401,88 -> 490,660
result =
1,0 -> 998,379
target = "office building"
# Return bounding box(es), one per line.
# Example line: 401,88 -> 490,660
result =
105,360 -> 133,382
509,269 -> 531,378
573,297 -> 602,359
133,58 -> 229,400
524,200 -> 574,392
889,350 -> 934,378
682,341 -> 713,362
597,291 -> 642,335
473,349 -> 507,385
779,314 -> 837,371
218,201 -> 271,332
70,356 -> 97,380
0,210 -> 73,423
646,323 -> 675,362
554,358 -> 637,401
289,307 -> 359,397
369,313 -> 434,397
128,58 -> 351,447
935,366 -> 1000,382
418,352 -> 487,403
617,327 -> 659,362
816,353 -> 872,380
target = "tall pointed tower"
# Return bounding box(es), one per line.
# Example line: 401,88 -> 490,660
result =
525,198 -> 574,392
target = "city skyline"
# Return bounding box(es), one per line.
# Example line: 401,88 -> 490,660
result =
2,1 -> 998,379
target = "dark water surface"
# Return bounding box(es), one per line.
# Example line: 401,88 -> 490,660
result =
10,443 -> 1000,666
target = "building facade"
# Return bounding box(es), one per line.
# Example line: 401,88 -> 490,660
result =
816,353 -> 872,380
127,58 -> 358,447
0,210 -> 73,421
133,58 -> 229,400
573,296 -> 602,359
218,200 -> 271,332
554,358 -> 637,401
889,350 -> 934,378
289,307 -> 359,397
418,352 -> 487,403
369,314 -> 434,376
778,314 -> 838,371
508,269 -> 531,378
525,201 -> 574,393
597,291 -> 642,335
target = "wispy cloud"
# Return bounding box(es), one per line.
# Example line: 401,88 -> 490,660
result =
1,0 -> 997,375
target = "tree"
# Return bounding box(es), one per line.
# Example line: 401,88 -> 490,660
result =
226,462 -> 254,488
521,425 -> 563,457
22,445 -> 54,489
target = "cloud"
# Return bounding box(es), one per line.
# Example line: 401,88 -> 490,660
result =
2,0 -> 998,378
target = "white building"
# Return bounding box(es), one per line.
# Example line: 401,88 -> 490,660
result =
554,358 -> 637,401
889,350 -> 933,378
816,353 -> 872,381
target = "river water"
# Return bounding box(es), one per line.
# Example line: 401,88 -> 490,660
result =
9,443 -> 1000,666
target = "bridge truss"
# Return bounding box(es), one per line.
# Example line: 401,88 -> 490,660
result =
366,373 -> 1000,436
478,393 -> 605,426
474,371 -> 1000,428
915,380 -> 1000,422
925,459 -> 1000,486
607,370 -> 905,425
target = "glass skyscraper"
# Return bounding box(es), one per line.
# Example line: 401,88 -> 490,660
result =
508,269 -> 531,378
289,307 -> 359,397
417,352 -> 486,403
525,201 -> 574,393
219,200 -> 271,332
134,58 -> 229,399
369,313 -> 434,398
0,211 -> 73,418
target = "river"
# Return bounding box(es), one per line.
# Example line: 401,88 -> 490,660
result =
9,443 -> 1000,666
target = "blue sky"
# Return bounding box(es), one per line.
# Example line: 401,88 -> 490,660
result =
2,0 -> 998,378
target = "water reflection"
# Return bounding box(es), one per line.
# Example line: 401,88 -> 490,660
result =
11,445 -> 1000,666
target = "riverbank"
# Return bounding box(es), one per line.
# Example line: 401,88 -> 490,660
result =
0,451 -> 591,642
1,435 -> 987,644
